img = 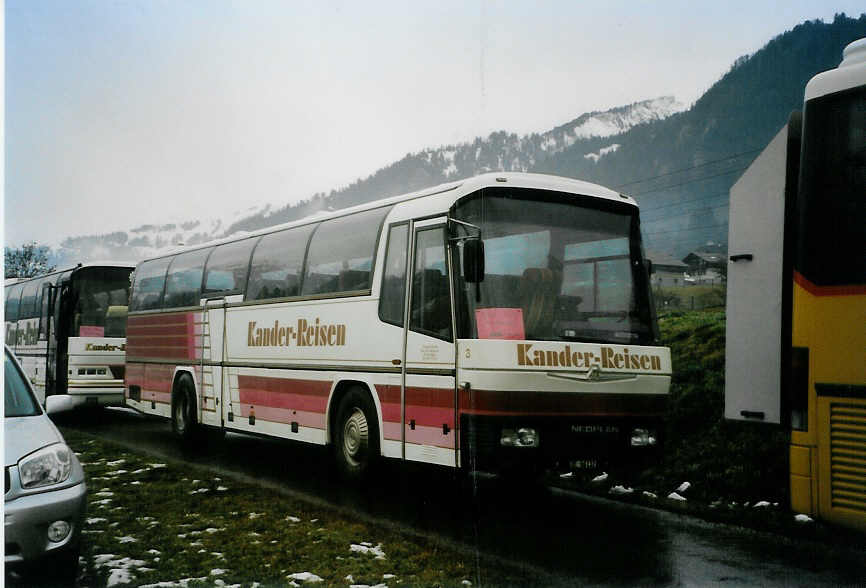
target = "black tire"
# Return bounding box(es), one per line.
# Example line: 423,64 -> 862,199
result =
171,374 -> 199,441
333,387 -> 380,479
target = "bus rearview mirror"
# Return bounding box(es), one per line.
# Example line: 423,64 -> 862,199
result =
463,239 -> 485,283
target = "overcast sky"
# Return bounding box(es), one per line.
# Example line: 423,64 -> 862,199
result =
4,0 -> 864,246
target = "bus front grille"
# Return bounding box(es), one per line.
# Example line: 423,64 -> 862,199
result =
829,403 -> 866,513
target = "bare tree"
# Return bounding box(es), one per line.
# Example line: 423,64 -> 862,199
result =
5,242 -> 56,278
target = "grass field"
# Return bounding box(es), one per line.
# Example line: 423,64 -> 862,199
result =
62,429 -> 533,588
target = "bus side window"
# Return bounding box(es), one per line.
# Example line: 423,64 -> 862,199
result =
410,227 -> 452,341
163,248 -> 212,308
302,207 -> 391,297
247,225 -> 316,301
379,224 -> 409,326
130,257 -> 173,311
203,238 -> 259,296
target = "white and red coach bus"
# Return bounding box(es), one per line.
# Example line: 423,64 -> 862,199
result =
124,173 -> 671,476
5,263 -> 134,411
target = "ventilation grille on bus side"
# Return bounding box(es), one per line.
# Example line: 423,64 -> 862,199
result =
829,403 -> 866,513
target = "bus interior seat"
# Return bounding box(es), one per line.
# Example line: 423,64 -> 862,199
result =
519,268 -> 559,336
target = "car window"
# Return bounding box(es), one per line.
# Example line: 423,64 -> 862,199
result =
5,351 -> 41,417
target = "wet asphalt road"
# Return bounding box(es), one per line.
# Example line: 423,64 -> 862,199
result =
59,408 -> 866,587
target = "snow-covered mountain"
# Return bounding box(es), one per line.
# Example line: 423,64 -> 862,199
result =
54,96 -> 685,264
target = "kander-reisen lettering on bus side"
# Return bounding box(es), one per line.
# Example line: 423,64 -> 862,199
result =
247,318 -> 347,348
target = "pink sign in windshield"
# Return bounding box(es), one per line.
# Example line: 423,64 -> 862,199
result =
79,326 -> 105,337
475,308 -> 525,340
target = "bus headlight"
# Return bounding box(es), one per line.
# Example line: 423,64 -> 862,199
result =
630,428 -> 657,447
501,428 -> 540,448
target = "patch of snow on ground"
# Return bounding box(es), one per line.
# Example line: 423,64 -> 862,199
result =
93,556 -> 148,587
591,472 -> 608,483
288,571 -> 323,583
609,485 -> 634,495
117,536 -> 138,543
642,491 -> 658,499
350,543 -> 386,559
140,576 -> 208,587
559,472 -> 573,479
87,517 -> 107,525
667,492 -> 687,501
795,514 -> 814,523
676,482 -> 691,493
248,512 -> 265,519
210,569 -> 227,576
107,459 -> 126,466
286,516 -> 302,523
753,501 -> 771,508
95,491 -> 114,497
217,486 -> 229,491
149,463 -> 167,469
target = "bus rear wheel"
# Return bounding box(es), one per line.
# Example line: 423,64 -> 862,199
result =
171,374 -> 199,441
334,387 -> 379,479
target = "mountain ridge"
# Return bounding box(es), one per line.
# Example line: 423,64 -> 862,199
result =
51,14 -> 866,264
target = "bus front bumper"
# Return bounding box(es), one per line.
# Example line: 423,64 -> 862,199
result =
45,387 -> 125,413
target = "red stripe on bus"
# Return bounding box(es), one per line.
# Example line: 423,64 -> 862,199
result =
237,376 -> 331,413
794,271 -> 866,296
238,405 -> 326,428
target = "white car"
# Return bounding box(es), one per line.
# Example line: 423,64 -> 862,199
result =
4,346 -> 87,585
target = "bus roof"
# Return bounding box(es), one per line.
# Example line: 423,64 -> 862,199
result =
4,262 -> 135,286
143,172 -> 635,263
805,37 -> 866,101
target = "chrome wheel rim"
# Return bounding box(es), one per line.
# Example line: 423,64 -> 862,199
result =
342,407 -> 369,467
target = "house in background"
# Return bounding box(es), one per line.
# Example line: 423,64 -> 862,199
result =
646,250 -> 689,287
682,243 -> 727,284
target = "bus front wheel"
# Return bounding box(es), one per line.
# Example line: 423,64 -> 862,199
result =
171,374 -> 199,440
334,387 -> 379,479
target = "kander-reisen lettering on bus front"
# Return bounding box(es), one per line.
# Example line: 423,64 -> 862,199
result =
516,343 -> 663,371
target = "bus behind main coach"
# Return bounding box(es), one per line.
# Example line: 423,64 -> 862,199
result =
124,173 -> 671,476
5,263 -> 134,412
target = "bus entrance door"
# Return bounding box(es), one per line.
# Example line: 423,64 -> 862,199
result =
402,218 -> 457,467
200,297 -> 228,428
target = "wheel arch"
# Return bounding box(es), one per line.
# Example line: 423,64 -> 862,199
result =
171,366 -> 200,415
326,378 -> 384,452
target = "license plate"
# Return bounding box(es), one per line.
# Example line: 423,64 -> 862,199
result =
570,459 -> 600,470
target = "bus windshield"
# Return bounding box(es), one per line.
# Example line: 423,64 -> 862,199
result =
797,85 -> 866,287
452,188 -> 655,344
72,267 -> 132,338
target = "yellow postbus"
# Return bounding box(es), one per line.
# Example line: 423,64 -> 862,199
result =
726,38 -> 865,530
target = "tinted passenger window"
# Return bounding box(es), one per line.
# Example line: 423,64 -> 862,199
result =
302,207 -> 390,296
247,225 -> 316,301
130,257 -> 172,311
18,279 -> 43,320
163,248 -> 212,308
5,284 -> 23,321
379,224 -> 408,326
203,239 -> 258,295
